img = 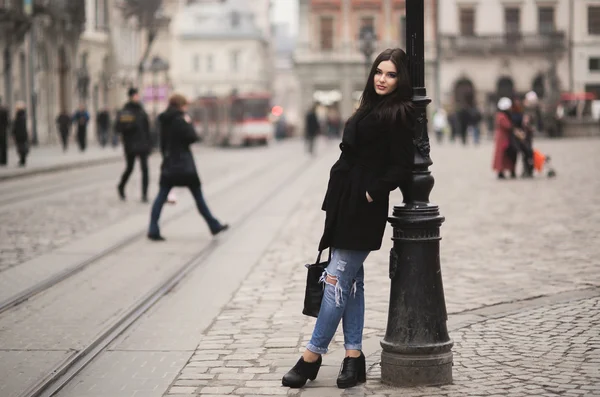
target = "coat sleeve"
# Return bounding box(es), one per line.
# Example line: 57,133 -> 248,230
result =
367,114 -> 415,202
175,117 -> 199,145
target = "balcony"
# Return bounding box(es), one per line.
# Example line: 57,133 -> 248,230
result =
439,31 -> 566,58
294,40 -> 437,65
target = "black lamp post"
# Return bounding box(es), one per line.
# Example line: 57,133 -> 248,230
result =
380,0 -> 453,387
358,25 -> 376,77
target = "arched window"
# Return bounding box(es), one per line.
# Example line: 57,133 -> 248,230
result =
496,76 -> 515,99
454,78 -> 475,108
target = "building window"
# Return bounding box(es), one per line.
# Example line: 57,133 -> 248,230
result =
538,6 -> 555,34
360,15 -> 375,35
193,54 -> 199,72
319,16 -> 334,50
590,57 -> 600,72
206,54 -> 213,72
505,7 -> 520,36
95,0 -> 108,30
589,6 -> 600,35
459,8 -> 475,36
398,14 -> 406,46
231,50 -> 240,72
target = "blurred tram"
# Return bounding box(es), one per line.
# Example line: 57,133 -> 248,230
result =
189,92 -> 274,146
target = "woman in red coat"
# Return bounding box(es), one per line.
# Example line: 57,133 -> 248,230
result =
492,97 -> 517,179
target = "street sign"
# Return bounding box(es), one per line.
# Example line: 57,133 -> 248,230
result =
143,85 -> 168,102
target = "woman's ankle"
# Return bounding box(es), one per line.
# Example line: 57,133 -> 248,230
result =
345,349 -> 362,358
302,350 -> 321,363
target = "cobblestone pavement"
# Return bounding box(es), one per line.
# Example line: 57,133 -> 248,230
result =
0,144 -> 291,272
163,138 -> 600,396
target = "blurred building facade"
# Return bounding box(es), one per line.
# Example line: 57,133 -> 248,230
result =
272,22 -> 301,127
0,1 -> 87,144
572,1 -> 600,100
294,0 -> 437,122
437,0 -> 571,124
170,0 -> 271,99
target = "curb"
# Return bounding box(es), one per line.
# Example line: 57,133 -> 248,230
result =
0,155 -> 123,182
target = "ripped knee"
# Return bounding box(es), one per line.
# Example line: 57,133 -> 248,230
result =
325,274 -> 338,286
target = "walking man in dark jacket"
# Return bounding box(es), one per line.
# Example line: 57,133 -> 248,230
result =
56,110 -> 71,151
72,104 -> 90,151
96,108 -> 110,147
12,101 -> 29,167
116,88 -> 152,202
0,97 -> 8,165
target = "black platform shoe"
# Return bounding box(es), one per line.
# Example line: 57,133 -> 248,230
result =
337,352 -> 366,389
282,356 -> 322,388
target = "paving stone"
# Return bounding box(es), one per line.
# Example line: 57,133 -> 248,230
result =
165,139 -> 600,397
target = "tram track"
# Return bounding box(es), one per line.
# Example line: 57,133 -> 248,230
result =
0,144 -> 297,315
0,147 -> 244,208
12,146 -> 314,397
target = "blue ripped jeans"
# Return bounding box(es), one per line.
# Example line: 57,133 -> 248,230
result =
306,248 -> 370,354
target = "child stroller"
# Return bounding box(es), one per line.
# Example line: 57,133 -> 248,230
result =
533,149 -> 557,178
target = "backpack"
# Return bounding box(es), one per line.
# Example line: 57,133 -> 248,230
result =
115,108 -> 138,134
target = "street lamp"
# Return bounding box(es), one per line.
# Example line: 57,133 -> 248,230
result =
358,24 -> 376,77
146,55 -> 170,120
380,0 -> 453,387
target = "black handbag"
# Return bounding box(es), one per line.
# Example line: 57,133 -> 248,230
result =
302,249 -> 331,318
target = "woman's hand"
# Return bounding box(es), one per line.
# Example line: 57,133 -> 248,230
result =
366,191 -> 373,203
183,114 -> 192,124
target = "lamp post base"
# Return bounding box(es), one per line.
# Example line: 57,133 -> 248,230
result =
381,350 -> 453,387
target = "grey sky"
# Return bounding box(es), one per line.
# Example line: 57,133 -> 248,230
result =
272,0 -> 298,34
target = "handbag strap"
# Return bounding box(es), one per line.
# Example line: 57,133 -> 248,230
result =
315,249 -> 332,265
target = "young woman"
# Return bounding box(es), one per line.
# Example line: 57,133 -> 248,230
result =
148,94 -> 228,240
282,48 -> 415,389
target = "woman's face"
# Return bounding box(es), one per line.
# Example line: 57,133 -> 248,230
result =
373,60 -> 398,96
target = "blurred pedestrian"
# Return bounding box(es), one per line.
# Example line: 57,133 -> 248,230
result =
12,101 -> 29,167
56,110 -> 71,151
492,97 -> 517,179
448,111 -> 458,142
457,107 -> 470,145
96,107 -> 110,148
282,48 -> 414,390
147,93 -> 228,241
111,107 -> 120,148
305,103 -> 320,155
72,104 -> 90,152
0,97 -> 8,166
115,88 -> 152,202
326,106 -> 342,140
468,105 -> 482,145
432,107 -> 448,144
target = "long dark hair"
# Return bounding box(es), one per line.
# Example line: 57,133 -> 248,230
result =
357,48 -> 413,125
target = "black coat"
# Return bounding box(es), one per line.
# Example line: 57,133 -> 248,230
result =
305,111 -> 320,137
0,106 -> 8,132
318,107 -> 414,252
115,101 -> 151,155
158,106 -> 201,188
12,110 -> 29,154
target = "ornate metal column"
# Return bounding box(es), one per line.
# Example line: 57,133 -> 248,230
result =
380,0 -> 453,387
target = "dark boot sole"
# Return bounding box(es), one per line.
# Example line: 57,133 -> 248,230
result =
336,378 -> 366,389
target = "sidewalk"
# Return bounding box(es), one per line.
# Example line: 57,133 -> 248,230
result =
0,144 -> 123,181
163,137 -> 600,396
